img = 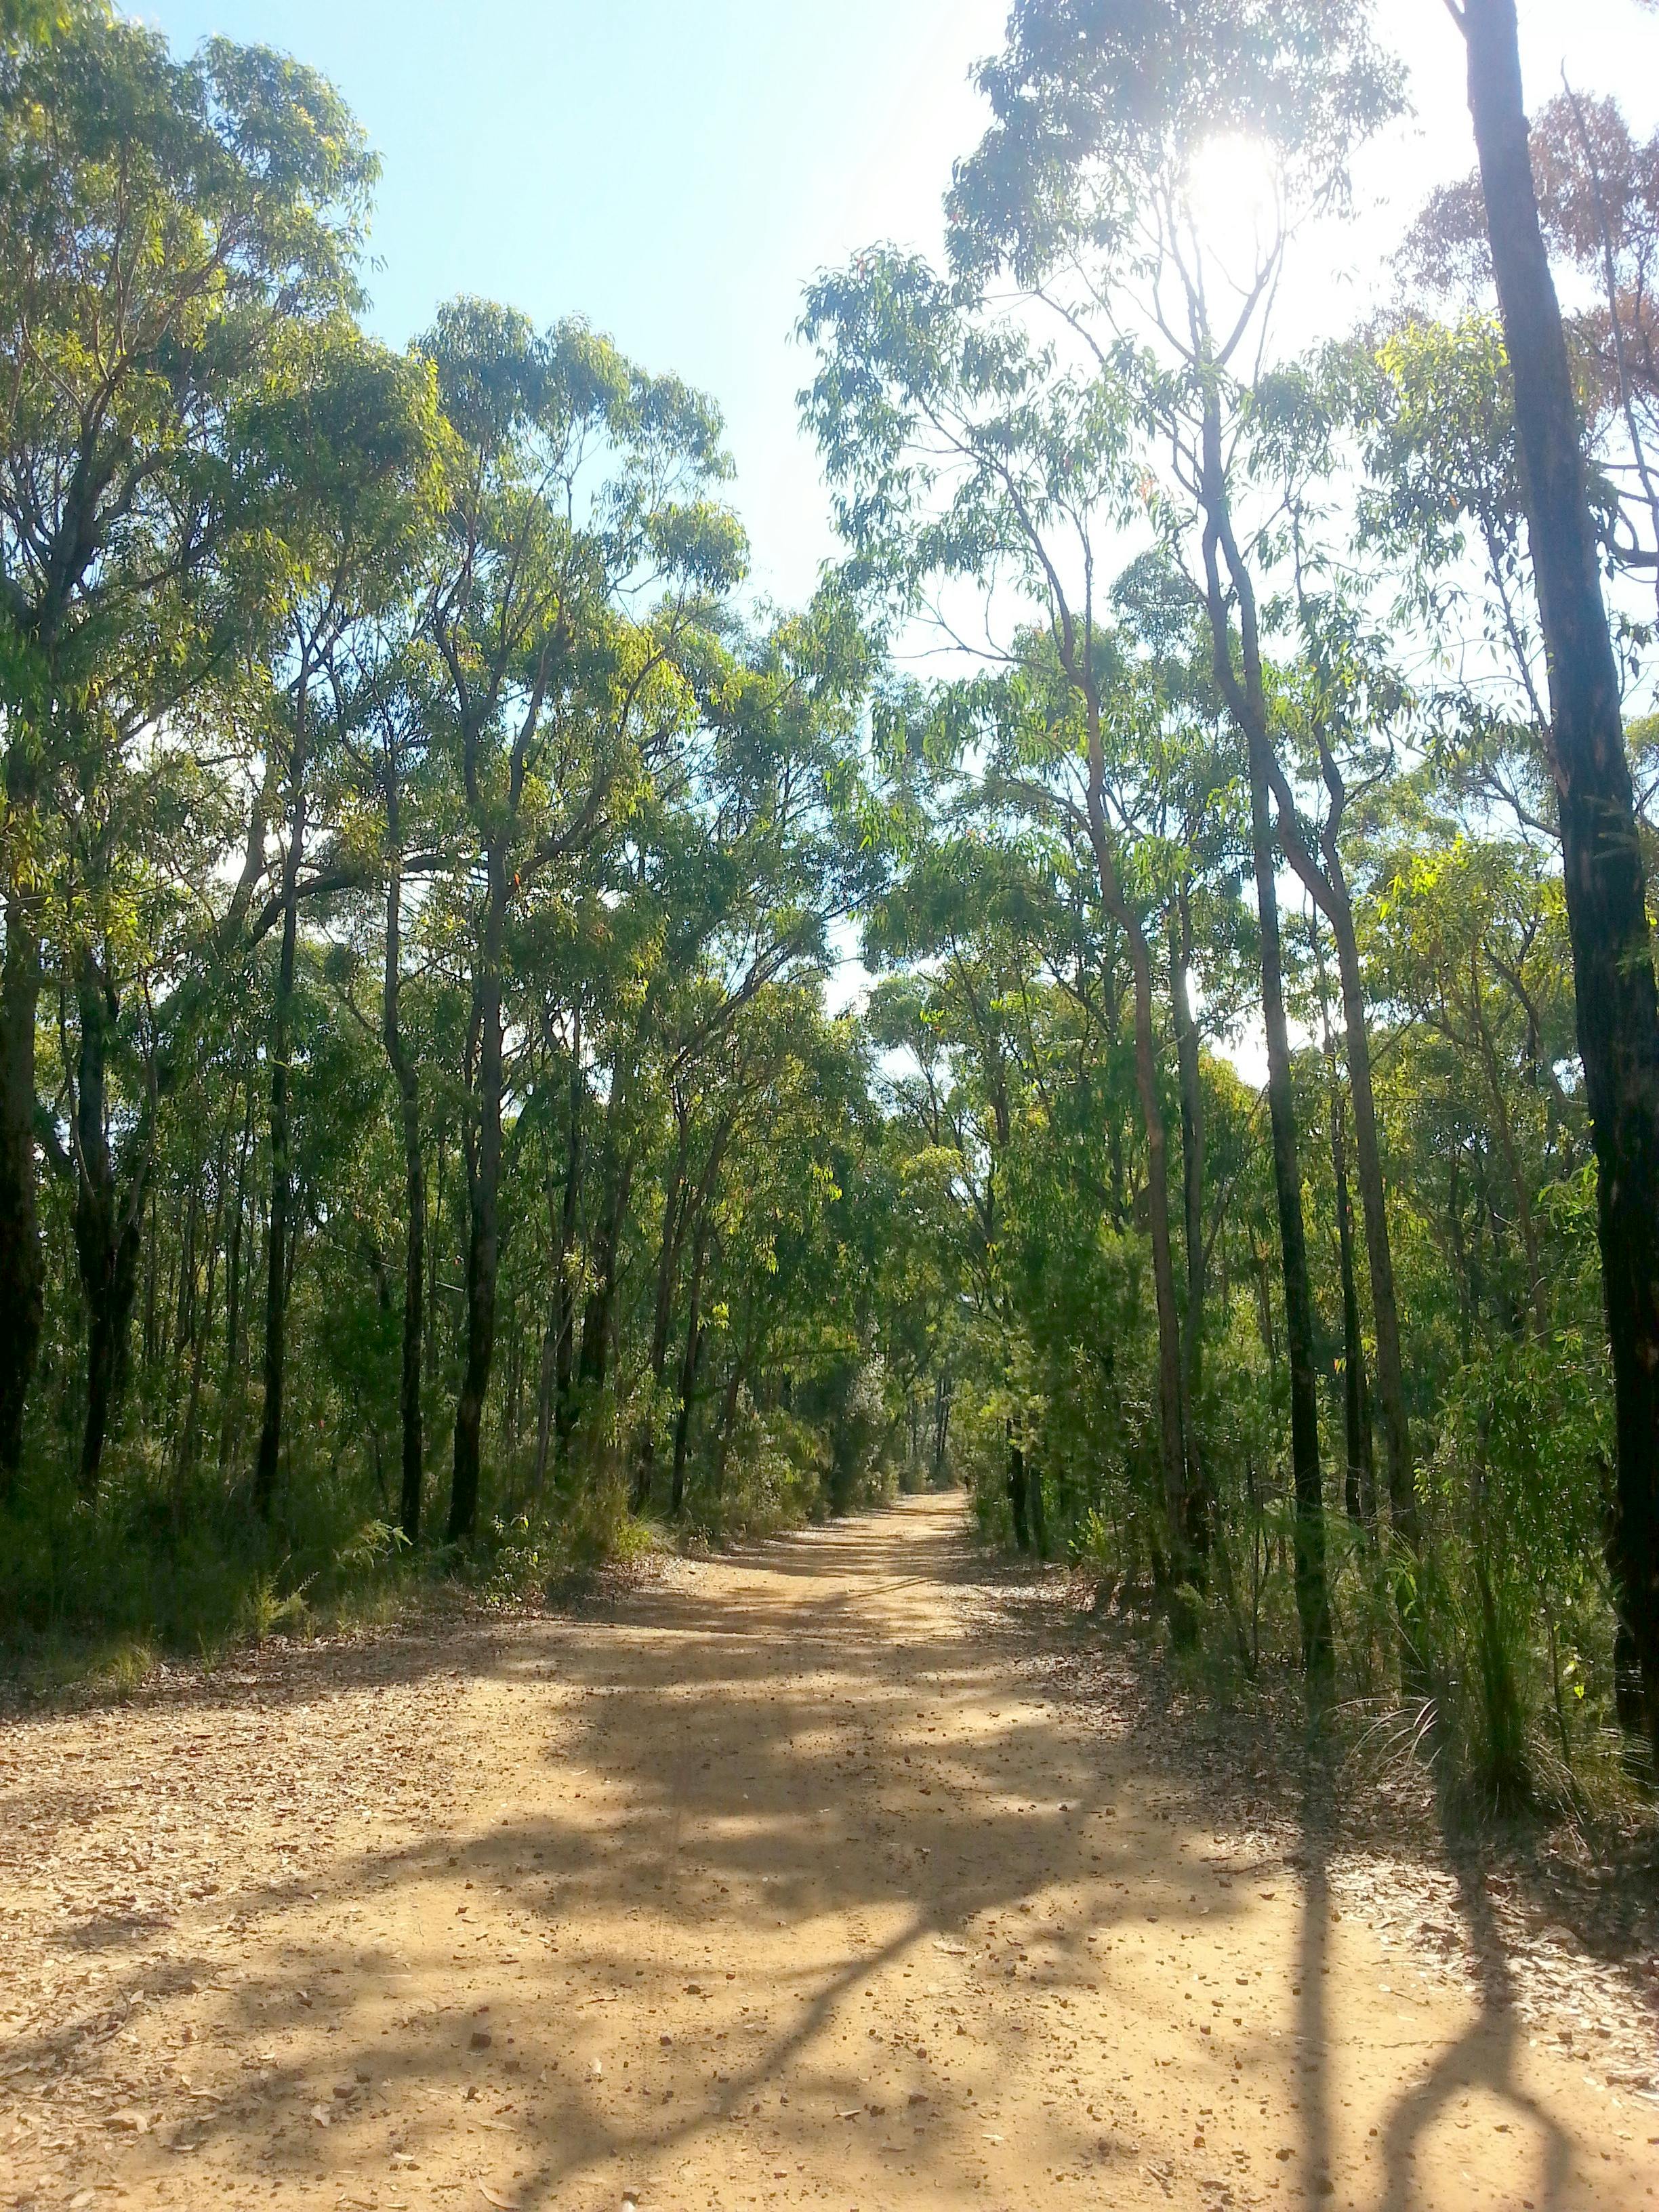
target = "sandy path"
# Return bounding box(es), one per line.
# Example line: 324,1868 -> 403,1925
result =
2,1493 -> 1655,2212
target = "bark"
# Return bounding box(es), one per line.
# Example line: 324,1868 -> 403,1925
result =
71,952 -> 145,1494
1025,1437 -> 1048,1559
382,824 -> 425,1544
670,1214 -> 713,1518
577,1105 -> 634,1402
0,750 -> 43,1489
535,1023 -> 584,1486
1172,891 -> 1207,1427
1324,881 -> 1416,1549
1071,659 -> 1203,1578
252,768 -> 307,1521
218,1090 -> 253,1471
1006,1426 -> 1032,1553
1200,403 -> 1332,1692
178,1153 -> 223,1481
447,857 -> 506,1542
1330,1084 -> 1377,1532
1265,697 -> 1416,1548
1464,0 -> 1659,1759
637,1103 -> 739,1511
634,1109 -> 689,1511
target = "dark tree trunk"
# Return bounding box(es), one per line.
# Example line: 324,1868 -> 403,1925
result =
1025,1438 -> 1048,1559
253,772 -> 306,1521
634,1113 -> 689,1511
1201,407 -> 1332,1693
1322,884 -> 1415,1549
178,1151 -> 223,1481
1006,1425 -> 1031,1553
577,1117 -> 634,1401
1172,888 -> 1206,1406
0,756 -> 43,1488
1464,0 -> 1659,1761
1331,1085 -> 1376,1533
448,864 -> 507,1542
536,1023 -> 584,1484
218,1089 -> 253,1470
72,954 -> 146,1495
670,1215 -> 713,1518
382,839 -> 424,1545
1075,664 -> 1203,1586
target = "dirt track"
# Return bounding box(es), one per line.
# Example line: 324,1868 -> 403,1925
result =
2,1493 -> 1656,2211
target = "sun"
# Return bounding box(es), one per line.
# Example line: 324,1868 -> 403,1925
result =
1182,132 -> 1283,285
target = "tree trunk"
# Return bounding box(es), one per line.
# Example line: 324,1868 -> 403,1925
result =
253,775 -> 306,1521
634,1115 -> 689,1510
1079,691 -> 1203,1583
670,1215 -> 713,1518
0,754 -> 43,1488
1323,880 -> 1416,1549
382,842 -> 424,1544
448,862 -> 506,1542
1330,1083 -> 1376,1532
71,952 -> 144,1494
1006,1425 -> 1032,1553
536,1024 -> 585,1485
1172,888 -> 1206,1406
178,1152 -> 223,1482
1200,407 -> 1332,1693
218,1088 -> 253,1470
577,1113 -> 634,1403
1464,0 -> 1659,1759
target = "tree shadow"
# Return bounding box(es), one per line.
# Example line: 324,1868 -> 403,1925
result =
5,1496 -> 1643,2211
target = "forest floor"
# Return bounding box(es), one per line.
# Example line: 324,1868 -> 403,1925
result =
2,1492 -> 1657,2212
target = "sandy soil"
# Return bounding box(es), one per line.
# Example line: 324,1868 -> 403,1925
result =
1,1492 -> 1656,2212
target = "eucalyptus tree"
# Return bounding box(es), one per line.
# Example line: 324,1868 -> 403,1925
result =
0,1 -> 376,1484
245,327 -> 440,1519
1399,81 -> 1659,609
1447,0 -> 1659,1763
417,302 -> 746,1541
634,597 -> 874,1501
939,0 -> 1406,1687
327,609 -> 449,1541
801,255 -> 1214,1586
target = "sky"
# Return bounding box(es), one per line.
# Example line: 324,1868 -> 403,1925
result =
136,0 -> 1659,611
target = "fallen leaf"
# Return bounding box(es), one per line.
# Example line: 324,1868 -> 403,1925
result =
479,2188 -> 520,2209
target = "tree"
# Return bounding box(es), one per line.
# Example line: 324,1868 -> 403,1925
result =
243,327 -> 438,1519
418,301 -> 745,1540
0,3 -> 375,1483
932,0 -> 1403,1687
1452,0 -> 1659,1765
801,255 -> 1210,1591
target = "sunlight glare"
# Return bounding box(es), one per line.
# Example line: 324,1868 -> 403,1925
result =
1182,132 -> 1282,288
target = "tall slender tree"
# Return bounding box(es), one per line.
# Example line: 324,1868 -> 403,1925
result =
1452,0 -> 1659,1763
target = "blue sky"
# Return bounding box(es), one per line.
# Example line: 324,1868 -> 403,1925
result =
138,1 -> 1659,609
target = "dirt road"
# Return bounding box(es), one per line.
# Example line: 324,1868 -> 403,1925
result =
3,1494 -> 1656,2211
